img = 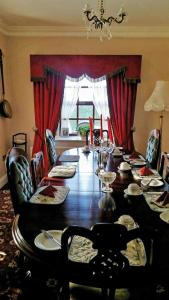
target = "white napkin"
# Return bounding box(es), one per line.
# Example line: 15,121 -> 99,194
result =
48,165 -> 76,178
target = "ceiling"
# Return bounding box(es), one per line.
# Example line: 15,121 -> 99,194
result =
0,0 -> 169,37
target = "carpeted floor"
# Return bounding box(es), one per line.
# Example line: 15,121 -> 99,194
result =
0,189 -> 168,300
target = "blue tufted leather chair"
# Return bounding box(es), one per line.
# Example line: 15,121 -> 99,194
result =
45,129 -> 58,167
6,149 -> 34,214
145,129 -> 160,169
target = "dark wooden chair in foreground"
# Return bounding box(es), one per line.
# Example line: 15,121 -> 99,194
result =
145,129 -> 160,169
60,223 -> 156,300
86,129 -> 108,146
45,129 -> 58,167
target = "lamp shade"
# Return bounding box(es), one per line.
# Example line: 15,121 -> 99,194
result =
144,81 -> 169,112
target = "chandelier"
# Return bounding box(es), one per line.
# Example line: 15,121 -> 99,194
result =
83,0 -> 126,41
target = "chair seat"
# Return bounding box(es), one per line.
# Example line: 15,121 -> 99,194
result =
68,235 -> 146,267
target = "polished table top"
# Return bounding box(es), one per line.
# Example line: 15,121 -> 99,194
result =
13,147 -> 169,271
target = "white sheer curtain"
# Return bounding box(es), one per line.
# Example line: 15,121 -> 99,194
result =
61,78 -> 79,133
92,78 -> 110,129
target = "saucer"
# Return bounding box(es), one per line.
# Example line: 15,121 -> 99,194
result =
124,189 -> 143,196
113,152 -> 122,157
130,161 -> 146,167
34,230 -> 62,251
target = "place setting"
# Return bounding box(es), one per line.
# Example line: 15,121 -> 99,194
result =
30,185 -> 70,204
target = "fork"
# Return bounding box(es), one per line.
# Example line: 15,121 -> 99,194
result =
41,230 -> 61,247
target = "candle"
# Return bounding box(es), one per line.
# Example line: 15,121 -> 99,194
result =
89,117 -> 93,144
107,117 -> 113,143
100,114 -> 103,140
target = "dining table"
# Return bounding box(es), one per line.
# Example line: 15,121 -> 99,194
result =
12,147 -> 169,282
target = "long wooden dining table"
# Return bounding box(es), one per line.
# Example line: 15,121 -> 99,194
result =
12,147 -> 169,281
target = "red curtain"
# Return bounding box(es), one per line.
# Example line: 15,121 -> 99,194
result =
32,70 -> 65,172
107,71 -> 138,152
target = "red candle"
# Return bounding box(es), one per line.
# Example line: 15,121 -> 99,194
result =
89,117 -> 93,144
107,117 -> 113,143
100,114 -> 103,140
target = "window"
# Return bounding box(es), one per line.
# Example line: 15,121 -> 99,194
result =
60,76 -> 109,135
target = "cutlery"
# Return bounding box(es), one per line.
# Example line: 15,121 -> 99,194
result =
41,230 -> 61,247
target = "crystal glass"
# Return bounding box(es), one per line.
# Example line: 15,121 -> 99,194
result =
100,171 -> 116,192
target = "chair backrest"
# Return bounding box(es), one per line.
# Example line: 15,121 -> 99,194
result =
31,151 -> 45,190
145,129 -> 160,169
6,149 -> 34,214
159,152 -> 169,183
45,129 -> 58,166
86,129 -> 108,146
61,223 -> 154,298
12,132 -> 27,154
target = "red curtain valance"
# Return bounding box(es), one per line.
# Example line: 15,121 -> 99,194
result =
30,55 -> 142,82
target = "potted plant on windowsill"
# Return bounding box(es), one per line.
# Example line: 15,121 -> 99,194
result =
77,122 -> 90,139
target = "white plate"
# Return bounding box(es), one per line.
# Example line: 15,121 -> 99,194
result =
149,180 -> 164,187
34,230 -> 62,251
124,189 -> 143,196
160,211 -> 169,223
118,166 -> 131,172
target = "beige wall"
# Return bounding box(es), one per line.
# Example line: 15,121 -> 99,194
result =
0,32 -> 13,179
0,34 -> 169,179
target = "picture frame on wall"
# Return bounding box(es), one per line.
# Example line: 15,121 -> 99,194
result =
61,127 -> 69,136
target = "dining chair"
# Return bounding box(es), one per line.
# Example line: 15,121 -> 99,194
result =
60,223 -> 156,300
145,129 -> 160,169
86,129 -> 108,146
6,149 -> 34,214
12,132 -> 27,155
159,152 -> 169,183
31,151 -> 63,189
45,129 -> 58,167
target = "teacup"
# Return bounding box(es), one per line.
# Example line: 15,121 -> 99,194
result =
118,215 -> 135,230
119,162 -> 131,171
127,183 -> 141,195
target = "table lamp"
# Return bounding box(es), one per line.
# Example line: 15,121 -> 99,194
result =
144,81 -> 169,166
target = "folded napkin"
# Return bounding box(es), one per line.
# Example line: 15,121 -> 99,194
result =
155,191 -> 169,207
137,166 -> 154,176
39,185 -> 57,198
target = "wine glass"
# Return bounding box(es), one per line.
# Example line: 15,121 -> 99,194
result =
100,171 -> 116,192
98,171 -> 117,211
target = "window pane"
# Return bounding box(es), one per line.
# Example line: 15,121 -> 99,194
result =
70,109 -> 77,118
94,109 -> 100,118
79,105 -> 93,118
94,120 -> 100,129
70,120 -> 77,132
79,87 -> 93,102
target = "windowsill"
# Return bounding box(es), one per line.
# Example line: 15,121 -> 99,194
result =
55,135 -> 84,141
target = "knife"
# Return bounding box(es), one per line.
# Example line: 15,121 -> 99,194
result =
41,230 -> 61,247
